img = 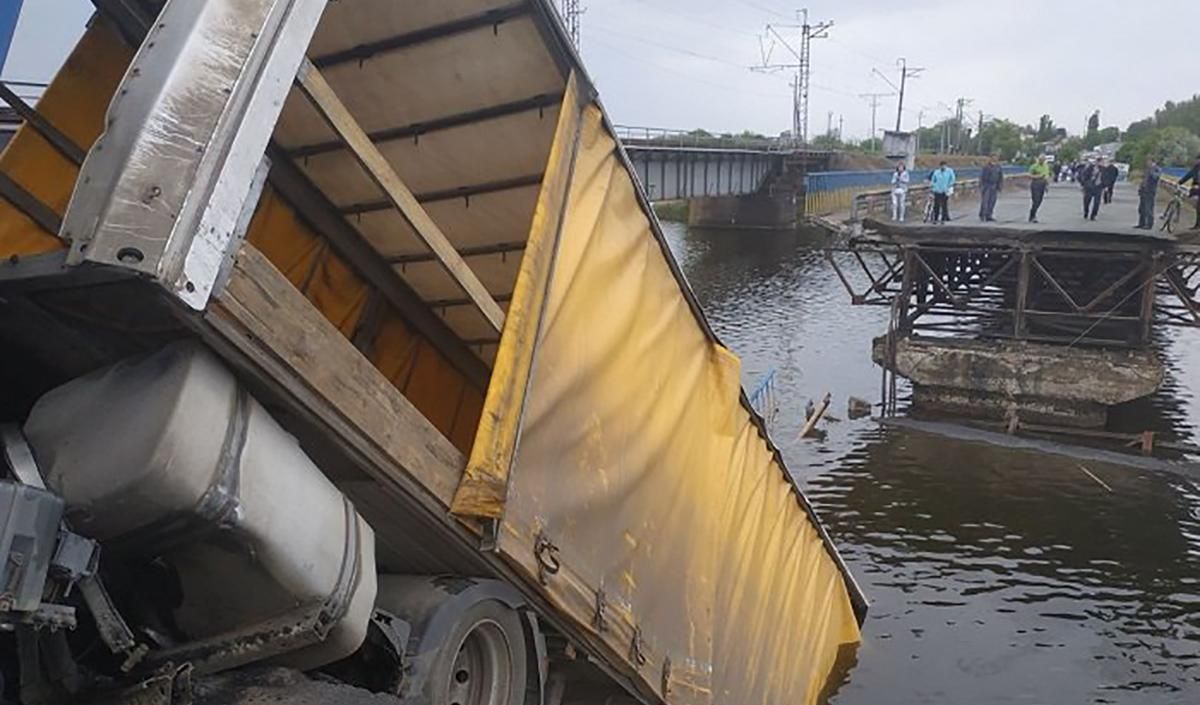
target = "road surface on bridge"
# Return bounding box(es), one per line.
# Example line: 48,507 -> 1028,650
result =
927,180 -> 1181,236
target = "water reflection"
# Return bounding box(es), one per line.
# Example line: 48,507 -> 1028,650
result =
662,222 -> 1200,704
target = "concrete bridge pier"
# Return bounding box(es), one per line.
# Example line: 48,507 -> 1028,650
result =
686,151 -> 829,228
687,192 -> 798,229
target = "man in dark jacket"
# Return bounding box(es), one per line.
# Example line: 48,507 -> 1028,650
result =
1136,159 -> 1161,230
1181,155 -> 1200,230
1080,161 -> 1104,220
978,157 -> 1004,221
1101,160 -> 1119,204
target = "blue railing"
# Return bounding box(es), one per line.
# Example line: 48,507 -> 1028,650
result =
803,165 -> 1027,217
805,165 -> 1026,195
747,369 -> 778,429
0,1 -> 22,74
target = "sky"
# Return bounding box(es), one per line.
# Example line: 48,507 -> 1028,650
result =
4,0 -> 1198,142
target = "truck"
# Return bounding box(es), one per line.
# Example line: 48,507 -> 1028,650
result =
0,1 -> 866,704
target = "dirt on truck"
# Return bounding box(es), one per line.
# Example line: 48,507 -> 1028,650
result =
0,2 -> 865,705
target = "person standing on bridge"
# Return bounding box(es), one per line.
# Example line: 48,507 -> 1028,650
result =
1101,159 -> 1119,204
1028,156 -> 1051,223
1080,160 -> 1104,220
979,157 -> 1004,222
1180,154 -> 1200,230
1136,158 -> 1162,230
890,162 -> 910,221
929,161 -> 956,223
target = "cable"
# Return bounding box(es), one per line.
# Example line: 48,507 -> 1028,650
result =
825,36 -> 892,66
589,24 -> 757,70
731,0 -> 793,20
616,0 -> 762,38
588,34 -> 792,102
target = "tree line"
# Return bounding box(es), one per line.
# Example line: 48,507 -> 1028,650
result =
668,95 -> 1200,168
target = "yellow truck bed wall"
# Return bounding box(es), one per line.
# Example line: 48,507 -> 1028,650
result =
0,19 -> 486,454
0,18 -> 130,258
456,104 -> 862,704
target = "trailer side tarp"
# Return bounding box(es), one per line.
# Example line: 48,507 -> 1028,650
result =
461,103 -> 862,705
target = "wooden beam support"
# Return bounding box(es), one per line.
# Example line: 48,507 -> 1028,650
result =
266,149 -> 491,389
295,57 -> 506,334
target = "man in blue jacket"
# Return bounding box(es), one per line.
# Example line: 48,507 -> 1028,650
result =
1181,154 -> 1200,230
929,161 -> 956,224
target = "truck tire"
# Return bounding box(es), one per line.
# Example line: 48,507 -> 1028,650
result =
425,599 -> 527,705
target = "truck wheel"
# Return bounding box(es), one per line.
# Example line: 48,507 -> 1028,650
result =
428,600 -> 527,705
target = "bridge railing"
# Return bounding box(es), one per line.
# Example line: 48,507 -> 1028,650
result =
614,124 -> 787,152
805,166 -> 1027,218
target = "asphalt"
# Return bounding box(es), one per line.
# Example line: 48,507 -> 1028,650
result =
929,180 -> 1191,237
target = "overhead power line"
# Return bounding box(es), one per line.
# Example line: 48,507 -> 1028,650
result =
751,8 -> 833,145
733,0 -> 793,20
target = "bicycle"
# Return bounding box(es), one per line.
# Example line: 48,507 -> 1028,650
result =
1160,185 -> 1186,234
921,193 -> 936,223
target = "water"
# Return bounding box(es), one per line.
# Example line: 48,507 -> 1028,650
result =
660,222 -> 1200,705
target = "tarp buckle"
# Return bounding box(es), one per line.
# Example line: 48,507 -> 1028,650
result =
534,532 -> 560,585
629,626 -> 648,667
592,588 -> 608,633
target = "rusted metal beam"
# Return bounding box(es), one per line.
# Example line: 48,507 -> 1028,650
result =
312,3 -> 531,69
0,172 -> 62,236
388,241 -> 527,266
342,174 -> 545,216
0,81 -> 86,166
428,292 -> 515,309
290,94 -> 563,158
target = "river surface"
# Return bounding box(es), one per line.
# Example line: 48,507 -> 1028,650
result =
659,222 -> 1200,705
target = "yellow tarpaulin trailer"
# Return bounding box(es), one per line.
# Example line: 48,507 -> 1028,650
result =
0,1 -> 863,703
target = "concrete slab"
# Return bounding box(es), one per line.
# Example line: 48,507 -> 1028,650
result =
962,180 -> 1155,235
872,336 -> 1165,428
863,181 -> 1200,248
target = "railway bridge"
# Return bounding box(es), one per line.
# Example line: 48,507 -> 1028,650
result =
615,126 -> 832,228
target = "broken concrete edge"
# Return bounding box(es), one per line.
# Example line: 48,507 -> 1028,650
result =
872,335 -> 1164,427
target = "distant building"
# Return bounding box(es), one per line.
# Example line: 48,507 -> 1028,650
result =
1085,142 -> 1122,161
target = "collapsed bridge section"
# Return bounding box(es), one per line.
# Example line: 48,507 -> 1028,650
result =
830,220 -> 1200,427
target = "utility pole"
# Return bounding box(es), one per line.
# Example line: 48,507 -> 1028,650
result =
753,9 -> 833,145
916,109 -> 924,154
838,114 -> 844,141
977,110 -> 985,155
872,59 -> 923,132
894,58 -> 924,131
559,0 -> 583,49
953,97 -> 973,153
827,111 -> 834,137
859,92 -> 893,151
